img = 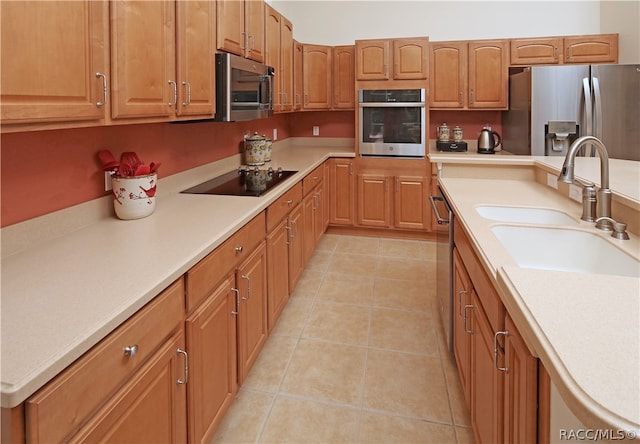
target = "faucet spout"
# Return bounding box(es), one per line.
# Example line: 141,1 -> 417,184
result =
558,136 -> 613,231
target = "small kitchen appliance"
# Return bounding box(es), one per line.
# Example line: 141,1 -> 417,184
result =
477,127 -> 502,154
436,140 -> 468,152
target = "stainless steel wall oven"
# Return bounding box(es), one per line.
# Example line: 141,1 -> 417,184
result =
358,88 -> 426,158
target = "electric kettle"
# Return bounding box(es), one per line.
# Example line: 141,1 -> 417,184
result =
477,128 -> 502,154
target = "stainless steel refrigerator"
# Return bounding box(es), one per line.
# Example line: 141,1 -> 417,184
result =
502,64 -> 640,160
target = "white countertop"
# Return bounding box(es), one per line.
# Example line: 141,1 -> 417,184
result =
0,140 -> 355,408
434,154 -> 640,435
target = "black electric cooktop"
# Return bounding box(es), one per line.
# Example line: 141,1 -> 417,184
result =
181,166 -> 298,197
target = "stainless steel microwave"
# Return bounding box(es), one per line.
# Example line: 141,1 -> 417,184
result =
214,53 -> 274,122
358,88 -> 426,158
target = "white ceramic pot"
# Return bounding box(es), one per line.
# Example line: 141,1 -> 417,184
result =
111,173 -> 157,220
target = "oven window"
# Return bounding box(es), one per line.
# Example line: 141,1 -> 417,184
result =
361,107 -> 423,144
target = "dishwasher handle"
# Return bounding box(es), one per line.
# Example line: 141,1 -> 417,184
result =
429,195 -> 451,225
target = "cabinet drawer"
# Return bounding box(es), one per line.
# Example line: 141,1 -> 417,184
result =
26,278 -> 185,444
266,181 -> 302,232
302,164 -> 324,196
186,212 -> 266,312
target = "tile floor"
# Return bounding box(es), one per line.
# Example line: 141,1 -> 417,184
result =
212,234 -> 474,443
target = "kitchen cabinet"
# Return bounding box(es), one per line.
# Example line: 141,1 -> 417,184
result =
185,274 -> 238,443
564,34 -> 618,64
394,176 -> 430,230
293,40 -> 304,111
332,45 -> 356,109
357,173 -> 392,228
510,37 -> 563,65
216,0 -> 265,63
355,37 -> 429,81
303,44 -> 333,109
430,39 -> 508,109
0,0 -> 109,126
265,5 -> 294,113
452,248 -> 472,408
25,278 -> 186,443
328,158 -> 355,226
111,0 -> 216,120
302,164 -> 327,264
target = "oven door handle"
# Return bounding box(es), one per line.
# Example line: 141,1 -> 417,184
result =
429,195 -> 451,225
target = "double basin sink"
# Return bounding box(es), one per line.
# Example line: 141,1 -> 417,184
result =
476,206 -> 639,278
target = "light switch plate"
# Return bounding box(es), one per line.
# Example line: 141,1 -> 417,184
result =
569,184 -> 582,202
273,128 -> 278,140
312,126 -> 319,136
105,172 -> 113,192
546,173 -> 558,189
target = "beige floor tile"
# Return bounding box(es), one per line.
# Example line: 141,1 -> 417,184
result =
375,256 -> 429,281
441,352 -> 472,427
305,249 -> 332,272
316,233 -> 340,252
292,269 -> 325,298
369,307 -> 439,356
280,339 -> 367,406
359,412 -> 457,443
455,426 -> 476,444
373,277 -> 434,313
271,297 -> 314,338
364,349 -> 451,423
378,238 -> 425,260
242,335 -> 298,393
335,235 -> 380,255
328,252 -> 379,277
316,272 -> 375,305
259,396 -> 359,443
302,301 -> 372,346
212,389 -> 273,444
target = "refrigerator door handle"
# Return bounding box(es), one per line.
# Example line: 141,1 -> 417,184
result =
592,76 -> 602,153
581,77 -> 594,156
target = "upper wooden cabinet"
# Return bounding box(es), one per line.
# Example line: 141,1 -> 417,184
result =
293,41 -> 304,110
510,34 -> 618,65
0,0 -> 109,125
216,0 -> 265,63
265,5 -> 294,113
332,45 -> 355,109
430,39 -> 508,109
356,37 -> 428,81
303,44 -> 332,109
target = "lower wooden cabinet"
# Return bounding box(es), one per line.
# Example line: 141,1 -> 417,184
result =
328,158 -> 355,226
452,249 -> 472,408
266,218 -> 291,330
357,173 -> 391,228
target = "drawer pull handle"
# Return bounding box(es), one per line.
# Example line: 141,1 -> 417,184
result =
463,305 -> 474,334
494,331 -> 508,373
241,275 -> 251,301
124,344 -> 138,358
231,288 -> 240,315
177,348 -> 189,385
287,199 -> 293,206
235,246 -> 243,253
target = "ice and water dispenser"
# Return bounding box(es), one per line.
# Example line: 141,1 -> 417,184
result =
544,121 -> 578,156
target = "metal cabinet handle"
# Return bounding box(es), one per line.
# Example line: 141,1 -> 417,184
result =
168,80 -> 177,107
291,220 -> 298,238
463,304 -> 474,334
181,81 -> 191,107
235,246 -> 244,253
494,331 -> 508,373
286,199 -> 294,206
285,225 -> 292,245
248,34 -> 255,51
457,290 -> 467,316
429,195 -> 451,225
241,31 -> 247,50
176,348 -> 189,384
241,275 -> 251,301
348,162 -> 353,175
124,344 -> 138,358
231,287 -> 240,315
95,72 -> 107,107
458,92 -> 463,105
469,90 -> 474,104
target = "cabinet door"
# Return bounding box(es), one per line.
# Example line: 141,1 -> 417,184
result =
564,34 -> 618,64
357,173 -> 391,228
71,331 -> 188,443
510,37 -> 562,65
265,6 -> 282,111
266,219 -> 290,330
236,242 -> 269,384
329,159 -> 354,226
468,40 -> 508,109
356,39 -> 390,80
302,191 -> 316,265
332,45 -> 355,109
470,290 -> 505,444
393,38 -> 428,80
216,0 -> 244,57
110,1 -> 176,119
288,204 -> 305,292
452,249 -> 472,408
280,16 -> 294,112
394,175 -> 429,230
293,40 -> 304,110
504,314 -> 538,444
0,1 -> 108,124
245,0 -> 265,62
303,44 -> 332,109
185,275 -> 238,444
176,0 -> 216,117
429,41 -> 467,108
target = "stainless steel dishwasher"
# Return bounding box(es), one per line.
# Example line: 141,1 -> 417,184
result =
429,186 -> 454,352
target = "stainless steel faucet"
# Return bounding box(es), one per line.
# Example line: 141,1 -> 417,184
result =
558,136 -> 613,231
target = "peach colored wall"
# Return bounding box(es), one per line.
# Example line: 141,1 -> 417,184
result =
430,111 -> 503,141
1,111 -> 354,227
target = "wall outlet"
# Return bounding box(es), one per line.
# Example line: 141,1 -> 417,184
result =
546,173 -> 558,189
569,184 -> 582,202
105,172 -> 113,192
273,128 -> 278,140
312,126 -> 319,136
